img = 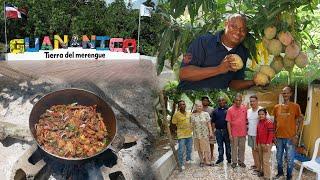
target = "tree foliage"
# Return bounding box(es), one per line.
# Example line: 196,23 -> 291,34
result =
155,0 -> 319,76
0,0 -> 165,55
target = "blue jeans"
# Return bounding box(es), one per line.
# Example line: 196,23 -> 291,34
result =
276,138 -> 295,177
215,129 -> 231,161
178,137 -> 192,166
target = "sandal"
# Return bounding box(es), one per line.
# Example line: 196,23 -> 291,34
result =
200,163 -> 204,167
250,165 -> 257,170
205,163 -> 214,167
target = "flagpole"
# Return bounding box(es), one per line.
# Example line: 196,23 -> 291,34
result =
137,11 -> 141,53
3,1 -> 8,53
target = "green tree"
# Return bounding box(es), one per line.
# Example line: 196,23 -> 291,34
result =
155,0 -> 319,75
0,0 -> 165,55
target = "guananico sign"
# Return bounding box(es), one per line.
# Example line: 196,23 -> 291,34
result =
9,35 -> 137,54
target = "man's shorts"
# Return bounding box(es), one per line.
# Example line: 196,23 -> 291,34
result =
248,135 -> 256,148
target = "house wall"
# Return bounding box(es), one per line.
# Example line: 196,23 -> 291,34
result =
302,85 -> 320,157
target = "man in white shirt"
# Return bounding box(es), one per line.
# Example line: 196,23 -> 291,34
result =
247,95 -> 270,171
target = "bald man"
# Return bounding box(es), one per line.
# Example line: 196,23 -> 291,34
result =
178,14 -> 255,90
273,86 -> 303,180
226,93 -> 248,168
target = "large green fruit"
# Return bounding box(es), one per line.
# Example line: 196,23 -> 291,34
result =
254,72 -> 269,86
264,26 -> 277,40
295,52 -> 308,68
259,65 -> 276,80
278,31 -> 293,46
267,39 -> 282,56
283,55 -> 295,71
285,43 -> 300,59
270,56 -> 284,73
229,54 -> 243,71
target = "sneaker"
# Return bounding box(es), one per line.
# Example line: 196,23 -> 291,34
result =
181,166 -> 185,170
253,169 -> 260,173
257,172 -> 264,177
238,163 -> 246,168
231,163 -> 237,168
227,159 -> 231,164
186,160 -> 191,164
215,159 -> 223,165
250,165 -> 257,170
273,173 -> 284,179
286,175 -> 292,180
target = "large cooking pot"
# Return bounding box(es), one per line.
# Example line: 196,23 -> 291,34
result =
29,88 -> 117,163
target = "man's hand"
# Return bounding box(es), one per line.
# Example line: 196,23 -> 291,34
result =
263,144 -> 272,151
253,143 -> 257,151
183,53 -> 192,64
218,55 -> 238,73
229,134 -> 233,141
273,138 -> 277,146
226,55 -> 239,72
209,132 -> 213,138
290,136 -> 298,146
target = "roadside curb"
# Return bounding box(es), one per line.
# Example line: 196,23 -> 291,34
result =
151,145 -> 178,180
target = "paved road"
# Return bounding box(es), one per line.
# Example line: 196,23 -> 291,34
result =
169,140 -> 315,180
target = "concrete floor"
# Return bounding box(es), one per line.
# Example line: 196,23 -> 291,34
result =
169,141 -> 317,180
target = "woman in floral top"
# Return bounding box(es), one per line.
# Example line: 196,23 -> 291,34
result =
191,101 -> 214,167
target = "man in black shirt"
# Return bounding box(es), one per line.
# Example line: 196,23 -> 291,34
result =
211,97 -> 231,164
178,14 -> 255,90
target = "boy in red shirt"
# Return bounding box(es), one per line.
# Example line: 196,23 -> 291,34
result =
256,108 -> 274,179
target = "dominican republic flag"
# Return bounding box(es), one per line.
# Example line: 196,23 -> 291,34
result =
5,3 -> 28,19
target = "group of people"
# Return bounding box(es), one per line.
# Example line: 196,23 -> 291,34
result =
172,86 -> 303,180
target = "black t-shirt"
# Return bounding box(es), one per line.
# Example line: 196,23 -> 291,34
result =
211,106 -> 229,129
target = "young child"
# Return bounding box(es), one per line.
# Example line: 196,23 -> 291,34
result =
256,108 -> 274,179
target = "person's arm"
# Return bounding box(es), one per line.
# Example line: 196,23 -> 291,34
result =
208,121 -> 213,137
227,122 -> 232,139
296,115 -> 304,135
229,79 -> 255,90
211,111 -> 216,133
179,35 -> 237,81
172,113 -> 177,125
273,107 -> 277,144
226,109 -> 232,139
267,121 -> 275,145
179,60 -> 231,81
212,122 -> 216,132
190,115 -> 195,128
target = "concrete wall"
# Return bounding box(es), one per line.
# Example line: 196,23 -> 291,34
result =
151,145 -> 178,180
302,84 -> 320,158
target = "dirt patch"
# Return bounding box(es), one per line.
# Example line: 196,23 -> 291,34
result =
149,136 -> 173,163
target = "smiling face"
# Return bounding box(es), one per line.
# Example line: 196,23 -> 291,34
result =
195,103 -> 203,112
282,87 -> 292,102
234,95 -> 242,107
202,98 -> 210,106
249,97 -> 258,109
218,97 -> 226,107
223,15 -> 247,47
258,110 -> 266,120
178,101 -> 186,112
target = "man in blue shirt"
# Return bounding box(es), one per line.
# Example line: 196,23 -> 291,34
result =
178,14 -> 255,90
212,96 -> 231,164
